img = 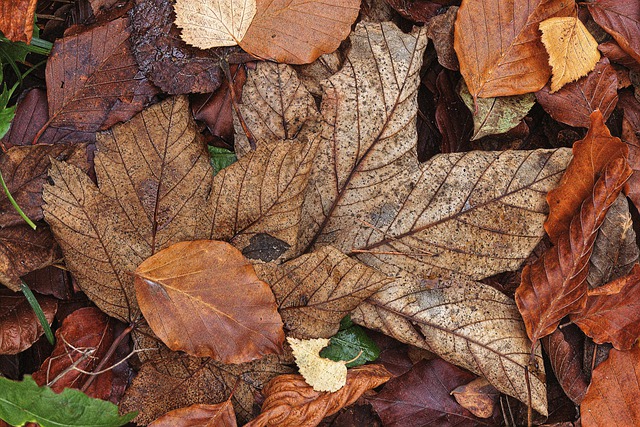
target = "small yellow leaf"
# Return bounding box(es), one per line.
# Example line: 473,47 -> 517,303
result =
174,0 -> 256,48
540,17 -> 600,92
287,337 -> 347,393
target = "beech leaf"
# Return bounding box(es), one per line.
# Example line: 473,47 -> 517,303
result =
288,337 -> 347,393
0,289 -> 57,355
451,377 -> 500,419
620,92 -> 640,211
588,0 -> 640,64
148,401 -> 237,427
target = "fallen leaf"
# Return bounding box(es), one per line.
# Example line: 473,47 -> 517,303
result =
516,157 -> 632,344
288,337 -> 348,393
535,58 -> 618,128
545,110 -> 628,243
134,240 -> 284,363
0,0 -> 37,43
619,91 -> 640,211
435,70 -> 473,153
353,277 -> 548,415
255,246 -> 392,339
540,17 -> 600,92
571,264 -> 640,350
148,401 -> 237,427
246,364 -> 392,427
384,0 -> 442,22
426,6 -> 459,70
459,80 -> 536,140
369,359 -> 498,426
0,289 -> 57,355
580,343 -> 640,426
451,377 -> 500,419
239,0 -> 361,64
454,0 -> 574,99
23,266 -> 71,300
599,41 -> 640,73
588,0 -> 640,64
320,320 -> 380,368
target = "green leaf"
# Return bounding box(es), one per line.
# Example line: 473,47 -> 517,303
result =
320,324 -> 380,368
0,103 -> 15,140
339,315 -> 354,330
0,376 -> 137,427
208,146 -> 237,175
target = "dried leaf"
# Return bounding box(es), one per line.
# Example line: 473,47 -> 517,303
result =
239,0 -> 361,64
246,364 -> 392,427
148,401 -> 237,427
0,289 -> 57,355
384,0 -> 441,23
451,377 -> 500,419
353,277 -> 548,415
580,344 -> 640,426
435,70 -> 473,153
588,0 -> 640,64
545,110 -> 628,243
536,58 -> 618,128
599,41 -> 640,73
540,17 -> 600,92
459,80 -> 536,140
620,91 -> 640,211
426,6 -> 459,70
370,359 -> 498,426
288,337 -> 347,393
134,240 -> 284,363
571,264 -> 640,350
23,266 -> 71,300
255,246 -> 392,339
515,158 -> 632,344
454,0 -> 574,98
0,0 -> 37,43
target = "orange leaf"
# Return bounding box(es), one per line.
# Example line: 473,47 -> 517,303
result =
239,0 -> 360,64
0,0 -> 37,43
571,264 -> 640,350
454,0 -> 573,99
581,344 -> 640,426
245,364 -> 391,427
515,158 -> 632,343
545,110 -> 628,243
134,240 -> 284,364
148,401 -> 237,427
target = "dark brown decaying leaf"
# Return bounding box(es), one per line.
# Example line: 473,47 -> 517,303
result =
134,240 -> 284,363
535,58 -> 618,128
588,0 -> 640,64
245,364 -> 392,427
148,401 -> 237,427
620,91 -> 640,211
516,158 -> 632,344
426,7 -> 459,70
23,266 -> 71,300
450,377 -> 500,419
384,0 -> 441,23
454,0 -> 574,99
44,15 -> 159,135
370,359 -> 498,426
599,41 -> 640,73
580,344 -> 640,426
0,289 -> 57,355
435,70 -> 472,153
0,0 -> 37,43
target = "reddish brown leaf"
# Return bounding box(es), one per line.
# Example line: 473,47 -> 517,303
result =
246,364 -> 392,427
23,266 -> 71,300
0,0 -> 37,43
148,401 -> 238,427
435,70 -> 473,153
535,58 -> 618,128
570,264 -> 640,350
619,91 -> 640,210
0,289 -> 57,355
545,110 -> 628,243
599,41 -> 640,73
451,378 -> 500,419
426,7 -> 459,70
588,0 -> 640,64
134,240 -> 284,364
454,0 -> 574,99
515,158 -> 632,343
384,0 -> 441,23
369,359 -> 500,426
581,344 -> 640,426
43,16 -> 158,137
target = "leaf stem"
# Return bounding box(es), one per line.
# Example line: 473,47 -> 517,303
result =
20,281 -> 54,344
0,168 -> 36,229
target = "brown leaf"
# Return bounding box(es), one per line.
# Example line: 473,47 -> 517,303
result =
0,144 -> 89,227
426,7 -> 459,71
580,343 -> 640,426
545,110 -> 628,243
454,0 -> 574,99
619,91 -> 640,211
570,264 -> 640,350
435,70 -> 473,153
0,0 -> 37,43
44,15 -> 159,136
0,288 -> 57,355
239,0 -> 361,64
148,401 -> 237,427
599,41 -> 640,73
245,364 -> 392,427
515,158 -> 632,344
353,277 -> 548,415
451,378 -> 500,419
588,0 -> 640,65
255,246 -> 392,339
384,0 -> 441,23
23,266 -> 71,300
370,359 -> 499,426
535,58 -> 618,128
134,240 -> 284,363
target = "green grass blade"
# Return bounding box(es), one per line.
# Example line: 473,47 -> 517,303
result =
20,282 -> 54,345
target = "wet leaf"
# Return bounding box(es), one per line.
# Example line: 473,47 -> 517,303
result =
288,337 -> 348,393
588,0 -> 640,64
540,17 -> 600,92
148,401 -> 237,427
536,58 -> 618,128
245,364 -> 392,427
0,289 -> 56,355
426,6 -> 459,71
454,0 -> 574,99
320,323 -> 380,368
451,377 -> 500,419
134,240 -> 284,363
0,0 -> 37,43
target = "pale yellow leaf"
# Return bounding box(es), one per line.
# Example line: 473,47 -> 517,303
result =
540,17 -> 600,92
174,0 -> 256,48
287,337 -> 347,393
